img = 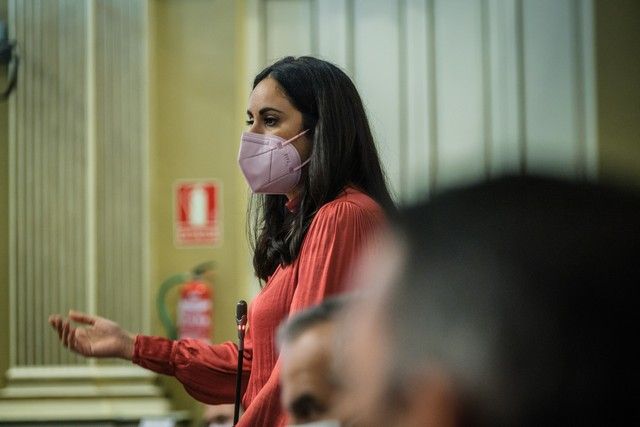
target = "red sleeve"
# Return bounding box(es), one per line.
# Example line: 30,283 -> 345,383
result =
132,330 -> 252,405
236,200 -> 384,426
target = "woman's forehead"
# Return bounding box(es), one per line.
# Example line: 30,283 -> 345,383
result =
248,77 -> 293,112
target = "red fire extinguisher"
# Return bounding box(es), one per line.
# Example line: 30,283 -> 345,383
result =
178,278 -> 212,342
157,261 -> 215,342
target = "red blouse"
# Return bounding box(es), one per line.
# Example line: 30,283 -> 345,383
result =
132,187 -> 385,426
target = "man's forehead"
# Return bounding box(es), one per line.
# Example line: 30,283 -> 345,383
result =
283,322 -> 334,363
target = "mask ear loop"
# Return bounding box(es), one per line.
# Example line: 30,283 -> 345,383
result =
286,129 -> 311,171
282,128 -> 309,145
293,157 -> 311,171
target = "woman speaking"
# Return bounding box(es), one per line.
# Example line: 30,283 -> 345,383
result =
49,56 -> 395,426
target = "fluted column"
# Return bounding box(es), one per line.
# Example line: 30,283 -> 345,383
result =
0,0 -> 176,421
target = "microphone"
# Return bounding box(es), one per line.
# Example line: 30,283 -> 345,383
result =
236,300 -> 247,339
234,300 -> 248,426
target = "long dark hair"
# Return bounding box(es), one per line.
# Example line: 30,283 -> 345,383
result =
249,56 -> 395,282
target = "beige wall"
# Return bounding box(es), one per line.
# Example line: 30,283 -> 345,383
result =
148,0 -> 250,418
596,0 -> 640,187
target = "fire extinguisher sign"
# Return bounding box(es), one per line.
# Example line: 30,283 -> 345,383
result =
174,180 -> 222,247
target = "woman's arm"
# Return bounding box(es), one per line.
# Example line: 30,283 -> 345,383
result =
134,334 -> 252,404
49,310 -> 252,405
49,311 -> 136,359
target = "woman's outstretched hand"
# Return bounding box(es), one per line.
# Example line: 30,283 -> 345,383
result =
48,311 -> 136,360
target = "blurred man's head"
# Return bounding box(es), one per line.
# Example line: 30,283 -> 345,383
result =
201,403 -> 235,427
341,176 -> 639,426
279,296 -> 348,426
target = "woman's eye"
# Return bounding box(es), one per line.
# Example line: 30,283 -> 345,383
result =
264,117 -> 278,126
245,119 -> 254,126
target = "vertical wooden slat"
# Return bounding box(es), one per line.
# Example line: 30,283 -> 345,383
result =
398,0 -> 408,199
140,0 -> 150,335
115,0 -> 123,331
13,0 -> 25,366
579,0 -> 597,179
65,0 -> 79,365
487,0 -> 522,176
41,0 -> 53,365
85,0 -> 96,361
24,0 -> 34,366
522,0 -> 580,176
426,0 -> 439,195
58,0 -> 70,364
404,0 -> 433,201
433,0 -> 486,190
316,0 -> 350,71
8,0 -> 18,367
481,0 -> 492,179
309,0 -> 319,56
72,0 -> 86,365
353,0 -> 402,198
11,0 -> 92,366
34,0 -> 45,366
265,0 -> 313,62
127,0 -> 138,333
572,0 -> 585,177
94,0 -> 147,353
95,0 -> 105,332
75,0 -> 84,365
54,0 -> 64,364
515,0 -> 527,173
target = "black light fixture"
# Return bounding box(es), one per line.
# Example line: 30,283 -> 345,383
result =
0,20 -> 19,101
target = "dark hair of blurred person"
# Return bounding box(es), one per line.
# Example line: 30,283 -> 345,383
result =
278,295 -> 349,426
342,176 -> 639,426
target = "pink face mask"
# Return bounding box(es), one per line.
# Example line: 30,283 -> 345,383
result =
238,129 -> 310,194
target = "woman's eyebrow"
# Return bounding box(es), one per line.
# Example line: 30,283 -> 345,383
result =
246,106 -> 284,118
259,107 -> 284,115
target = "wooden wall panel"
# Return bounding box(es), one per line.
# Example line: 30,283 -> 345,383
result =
316,0 -> 351,72
8,0 -> 148,368
265,0 -> 313,63
487,0 -> 522,176
246,0 -> 598,200
522,0 -> 582,177
94,0 -> 148,358
353,0 -> 403,197
404,0 -> 435,200
11,0 -> 89,367
433,0 -> 487,189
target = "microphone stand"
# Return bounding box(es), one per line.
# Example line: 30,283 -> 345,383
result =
233,300 -> 247,426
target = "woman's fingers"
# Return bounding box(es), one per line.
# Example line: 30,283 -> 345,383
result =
48,315 -> 61,332
49,312 -> 95,356
61,320 -> 69,347
48,315 -> 58,332
68,328 -> 78,353
47,314 -> 57,326
68,310 -> 97,325
57,322 -> 64,341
